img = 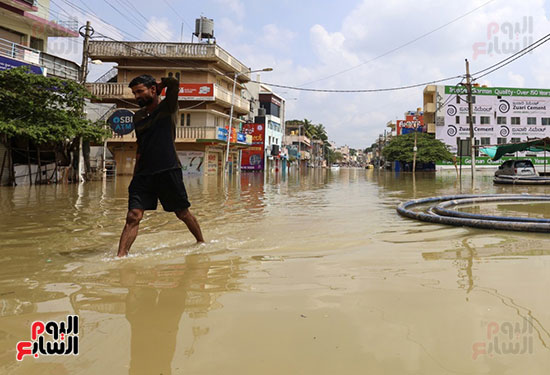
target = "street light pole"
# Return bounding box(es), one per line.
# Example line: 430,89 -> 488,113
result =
224,67 -> 273,175
224,72 -> 238,174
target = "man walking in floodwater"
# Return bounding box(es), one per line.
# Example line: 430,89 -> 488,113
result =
117,75 -> 204,257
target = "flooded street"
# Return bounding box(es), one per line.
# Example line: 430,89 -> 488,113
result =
1,169 -> 550,374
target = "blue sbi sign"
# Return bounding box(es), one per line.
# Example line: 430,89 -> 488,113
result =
108,110 -> 134,135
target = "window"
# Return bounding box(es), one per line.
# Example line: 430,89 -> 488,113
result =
455,116 -> 460,124
511,137 -> 521,143
456,96 -> 461,104
467,116 -> 476,124
497,117 -> 507,125
480,137 -> 490,145
480,116 -> 490,124
527,117 -> 537,125
180,113 -> 191,126
497,138 -> 507,144
471,96 -> 476,104
260,101 -> 281,117
511,117 -> 520,125
542,118 -> 550,125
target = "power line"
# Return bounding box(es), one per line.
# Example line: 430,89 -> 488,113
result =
161,0 -> 194,34
298,0 -> 497,87
252,75 -> 463,93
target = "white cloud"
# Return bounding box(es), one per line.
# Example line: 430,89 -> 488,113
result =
215,0 -> 245,19
260,24 -> 296,51
143,17 -> 175,42
507,71 -> 526,87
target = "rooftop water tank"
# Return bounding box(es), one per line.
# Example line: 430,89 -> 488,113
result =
194,17 -> 214,39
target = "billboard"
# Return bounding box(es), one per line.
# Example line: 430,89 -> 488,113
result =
397,114 -> 424,135
241,123 -> 265,170
437,85 -> 550,153
161,83 -> 215,101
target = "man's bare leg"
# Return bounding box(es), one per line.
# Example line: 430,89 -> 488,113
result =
117,209 -> 144,257
175,209 -> 204,243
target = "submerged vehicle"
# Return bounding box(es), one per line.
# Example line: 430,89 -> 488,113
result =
494,159 -> 538,177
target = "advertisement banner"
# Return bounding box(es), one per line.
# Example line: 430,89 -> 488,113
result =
161,83 -> 215,101
177,151 -> 204,175
241,123 -> 265,170
439,87 -> 550,152
397,114 -> 424,135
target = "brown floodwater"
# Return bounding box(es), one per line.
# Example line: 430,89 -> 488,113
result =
1,169 -> 550,374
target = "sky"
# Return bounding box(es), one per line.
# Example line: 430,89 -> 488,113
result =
46,0 -> 550,149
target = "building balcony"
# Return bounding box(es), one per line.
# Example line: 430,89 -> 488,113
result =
86,82 -> 250,114
88,41 -> 250,79
0,37 -> 79,80
285,134 -> 311,147
107,126 -> 251,146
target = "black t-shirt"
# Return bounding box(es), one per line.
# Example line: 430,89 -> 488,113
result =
133,77 -> 180,175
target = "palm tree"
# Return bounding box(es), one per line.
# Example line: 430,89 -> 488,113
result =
303,118 -> 317,139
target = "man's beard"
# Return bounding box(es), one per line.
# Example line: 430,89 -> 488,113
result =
137,97 -> 153,107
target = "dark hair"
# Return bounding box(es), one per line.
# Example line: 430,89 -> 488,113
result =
128,74 -> 157,89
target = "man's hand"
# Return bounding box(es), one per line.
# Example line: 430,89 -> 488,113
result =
156,79 -> 166,95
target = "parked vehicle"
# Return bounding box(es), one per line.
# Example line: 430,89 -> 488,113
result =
494,159 -> 538,177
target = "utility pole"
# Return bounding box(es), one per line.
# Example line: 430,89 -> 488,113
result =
78,21 -> 92,183
465,59 -> 476,178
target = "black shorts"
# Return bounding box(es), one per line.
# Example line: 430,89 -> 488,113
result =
128,168 -> 191,212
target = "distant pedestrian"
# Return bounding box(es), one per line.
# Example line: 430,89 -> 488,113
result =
117,75 -> 204,257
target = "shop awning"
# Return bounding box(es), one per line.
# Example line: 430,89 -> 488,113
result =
480,137 -> 550,160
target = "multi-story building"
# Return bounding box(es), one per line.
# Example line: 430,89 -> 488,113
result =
86,39 -> 253,175
0,0 -> 79,79
285,121 -> 311,168
0,0 -> 80,185
243,79 -> 285,170
424,84 -> 550,157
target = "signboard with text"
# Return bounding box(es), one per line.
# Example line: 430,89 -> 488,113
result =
397,114 -> 425,135
0,56 -> 43,75
108,109 -> 134,135
241,123 -> 265,170
438,85 -> 550,153
161,83 -> 215,100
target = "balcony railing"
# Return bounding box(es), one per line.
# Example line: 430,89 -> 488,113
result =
86,82 -> 250,113
88,41 -> 250,77
86,83 -> 133,98
0,38 -> 79,80
108,126 -> 222,142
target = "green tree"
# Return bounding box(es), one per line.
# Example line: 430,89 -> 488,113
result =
0,67 -> 109,144
382,133 -> 453,163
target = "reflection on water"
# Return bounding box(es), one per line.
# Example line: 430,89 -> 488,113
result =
1,169 -> 550,374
